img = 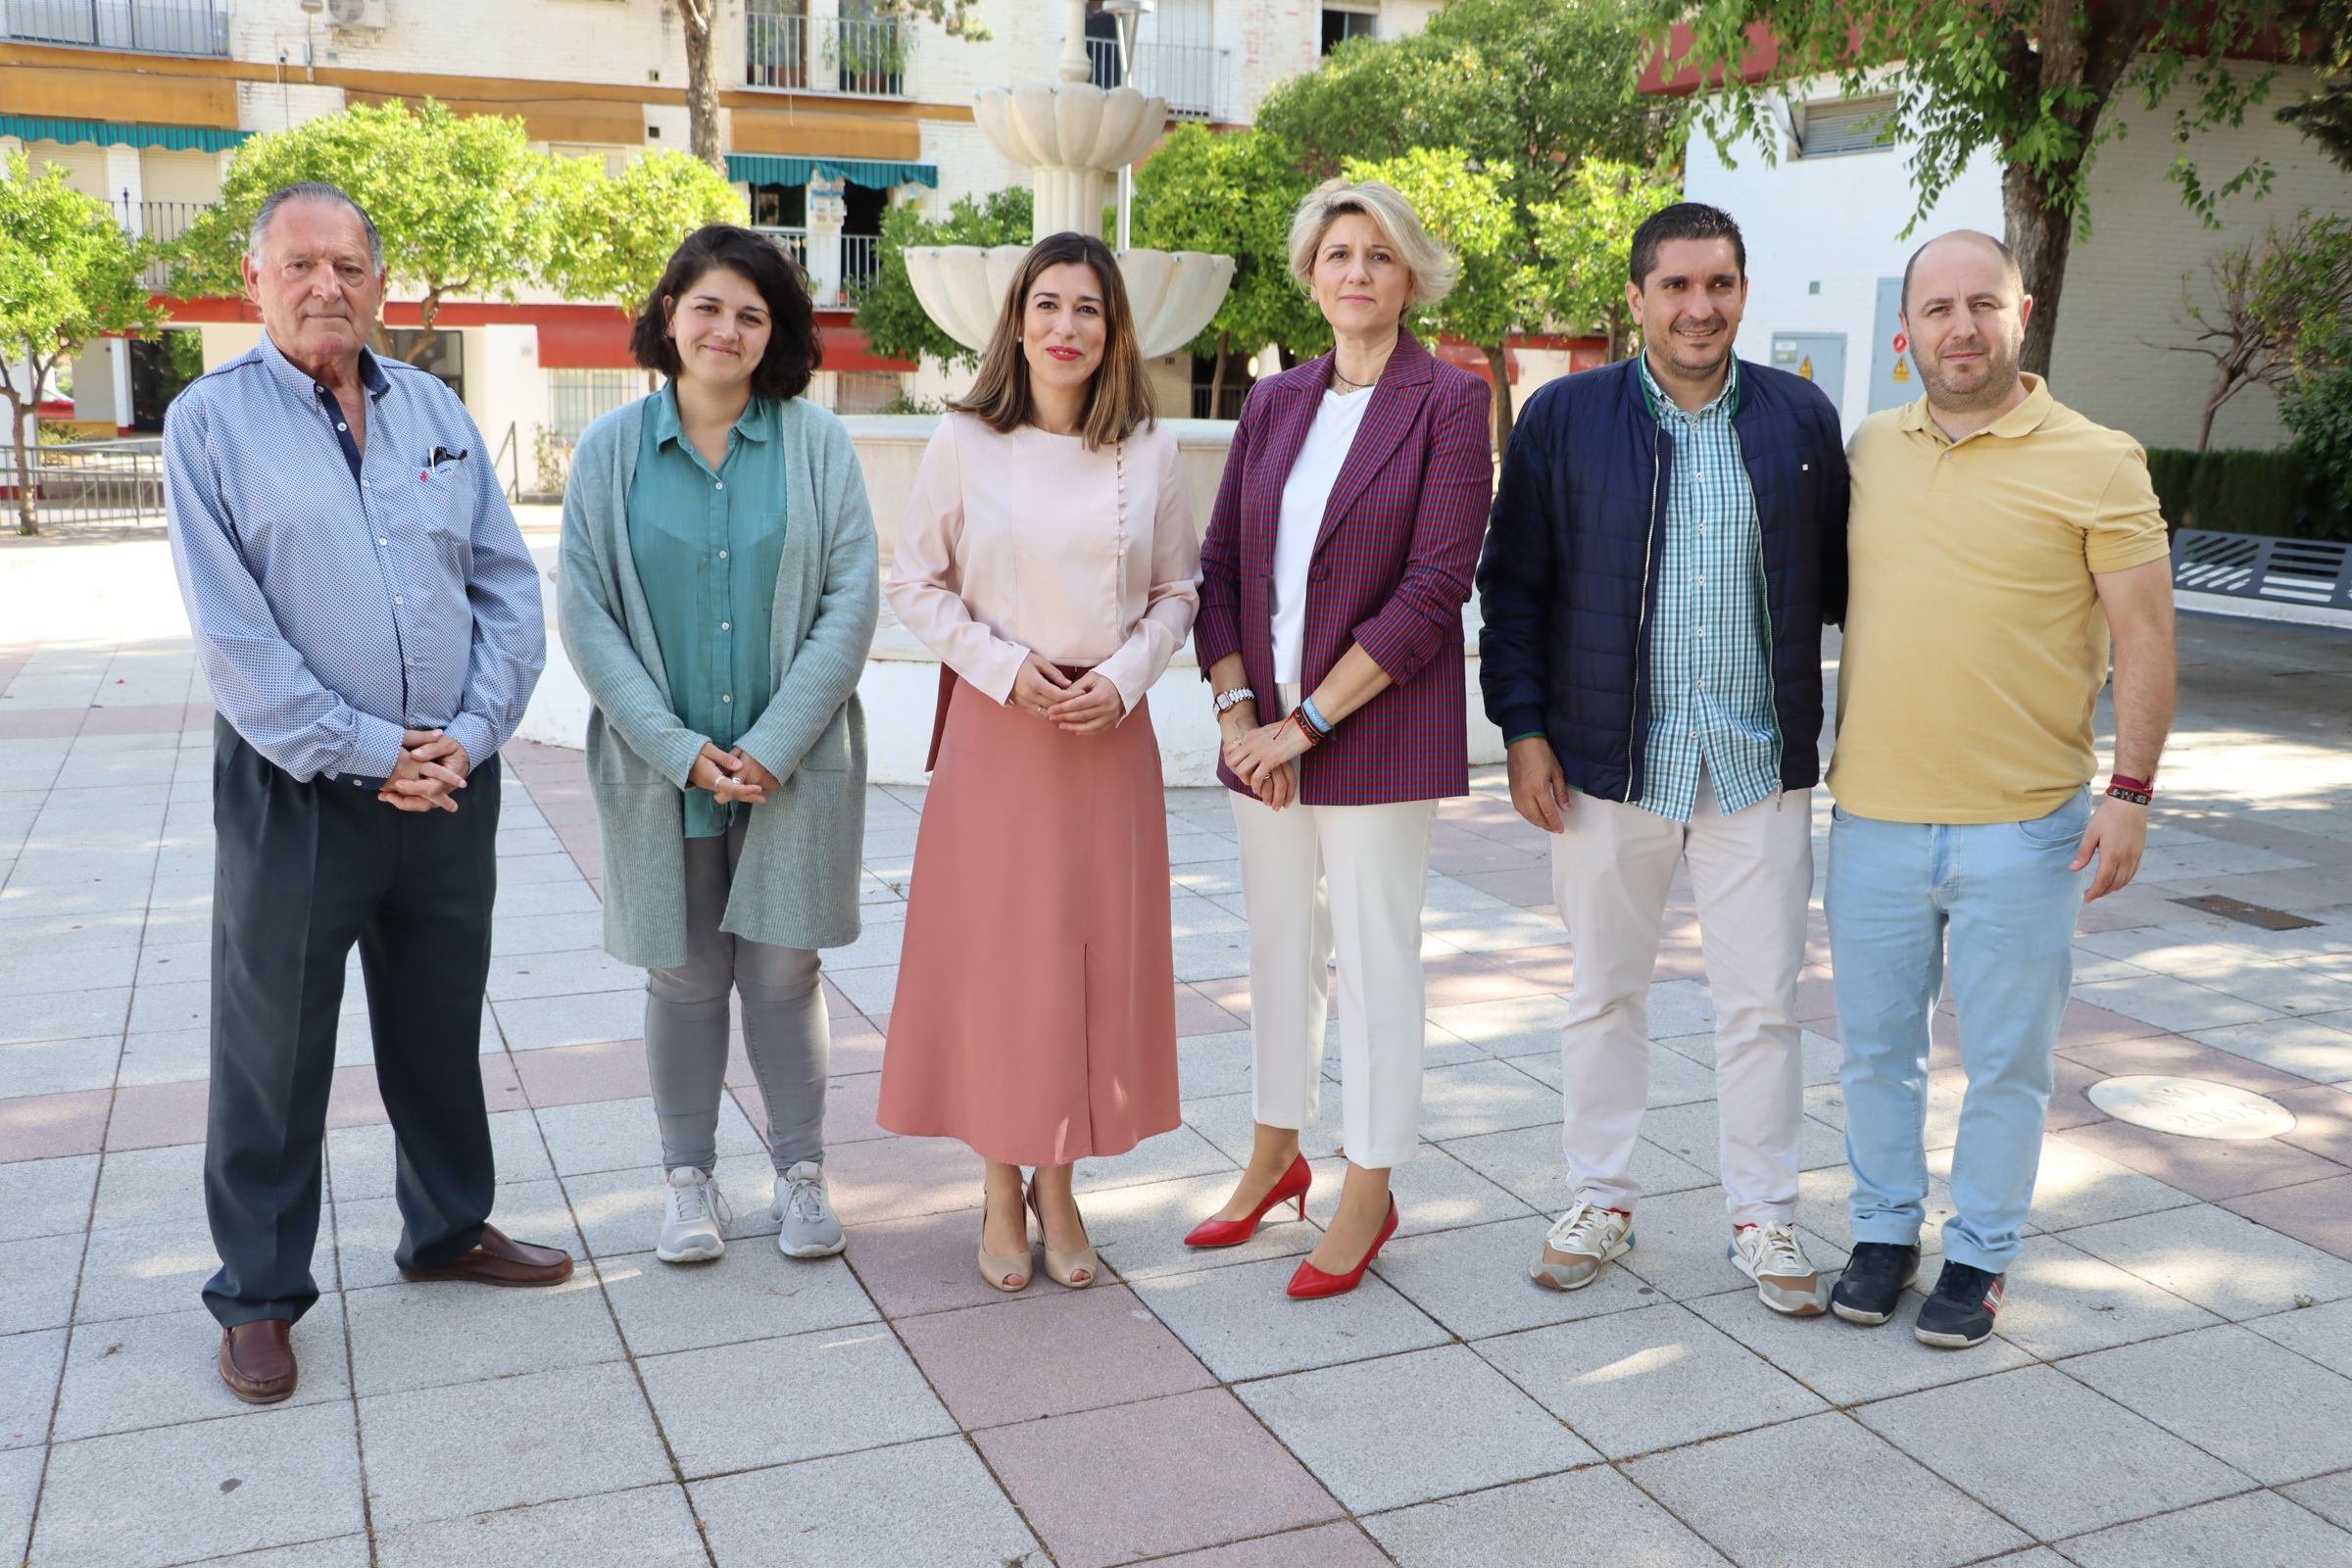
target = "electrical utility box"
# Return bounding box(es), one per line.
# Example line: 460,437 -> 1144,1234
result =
1769,332 -> 1846,418
1867,277 -> 1916,413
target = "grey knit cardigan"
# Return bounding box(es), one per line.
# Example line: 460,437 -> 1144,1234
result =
557,394 -> 879,970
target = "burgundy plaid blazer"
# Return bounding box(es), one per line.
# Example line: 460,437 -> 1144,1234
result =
1196,332 -> 1493,805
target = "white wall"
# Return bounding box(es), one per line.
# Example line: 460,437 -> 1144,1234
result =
1684,119 -> 2003,437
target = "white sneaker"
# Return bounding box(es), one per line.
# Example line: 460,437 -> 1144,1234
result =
1530,1200 -> 1634,1291
1729,1221 -> 1832,1315
655,1166 -> 726,1263
773,1160 -> 847,1259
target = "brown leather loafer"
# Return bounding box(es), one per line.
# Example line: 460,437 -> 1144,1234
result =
397,1223 -> 575,1288
219,1319 -> 298,1404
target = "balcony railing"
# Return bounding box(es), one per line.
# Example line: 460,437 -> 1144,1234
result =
754,225 -> 809,271
117,197 -> 207,290
746,10 -> 914,97
4,0 -> 230,56
841,234 -> 879,292
1087,37 -> 1231,121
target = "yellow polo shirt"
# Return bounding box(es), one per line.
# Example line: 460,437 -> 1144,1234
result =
1829,375 -> 2170,823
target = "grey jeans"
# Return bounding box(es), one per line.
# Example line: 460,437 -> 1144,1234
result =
646,821 -> 829,1172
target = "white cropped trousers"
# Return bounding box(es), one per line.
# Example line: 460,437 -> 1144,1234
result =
1550,769 -> 1814,1226
1231,788 -> 1438,1171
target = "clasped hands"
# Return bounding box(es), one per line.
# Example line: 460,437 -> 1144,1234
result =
1011,652 -> 1125,736
378,729 -> 469,812
689,742 -> 781,805
1220,703 -> 1305,812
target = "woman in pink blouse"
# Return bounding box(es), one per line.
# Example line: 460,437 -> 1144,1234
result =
879,231 -> 1200,1294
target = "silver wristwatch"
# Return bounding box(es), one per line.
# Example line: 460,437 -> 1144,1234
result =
1213,686 -> 1256,715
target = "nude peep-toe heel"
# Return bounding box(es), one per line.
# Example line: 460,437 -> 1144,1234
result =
1026,1181 -> 1101,1289
977,1185 -> 1033,1293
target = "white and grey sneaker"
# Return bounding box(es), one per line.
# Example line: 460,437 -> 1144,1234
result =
1728,1221 -> 1832,1315
655,1166 -> 726,1263
1531,1200 -> 1635,1291
773,1160 -> 847,1259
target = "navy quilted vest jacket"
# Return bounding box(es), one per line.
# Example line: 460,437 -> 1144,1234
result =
1475,354 -> 1849,805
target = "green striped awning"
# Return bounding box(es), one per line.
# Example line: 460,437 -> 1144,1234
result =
726,155 -> 937,189
0,117 -> 251,153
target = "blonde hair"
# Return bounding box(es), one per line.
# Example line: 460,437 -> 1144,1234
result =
1287,177 -> 1458,310
948,230 -> 1155,450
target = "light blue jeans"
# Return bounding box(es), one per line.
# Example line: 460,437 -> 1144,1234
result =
1825,790 -> 2091,1272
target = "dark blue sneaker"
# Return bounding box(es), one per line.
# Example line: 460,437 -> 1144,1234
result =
1915,1260 -> 2006,1348
1830,1242 -> 1920,1326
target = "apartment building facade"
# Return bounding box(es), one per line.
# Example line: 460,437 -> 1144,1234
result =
4,0 -> 1441,462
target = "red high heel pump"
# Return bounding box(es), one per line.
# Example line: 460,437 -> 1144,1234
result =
1286,1198 -> 1398,1298
1183,1153 -> 1312,1248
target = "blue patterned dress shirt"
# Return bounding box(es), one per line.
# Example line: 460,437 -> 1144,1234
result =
1638,355 -> 1782,822
165,333 -> 544,785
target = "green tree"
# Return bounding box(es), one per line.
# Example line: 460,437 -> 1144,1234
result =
1674,0 -> 2297,376
544,149 -> 749,319
1343,148 -> 1536,449
856,186 -> 1032,371
1130,123 -> 1327,414
1257,0 -> 1676,445
2171,213 -> 2352,449
0,152 -> 168,534
1532,159 -> 1682,363
2277,0 -> 2352,169
172,100 -> 556,367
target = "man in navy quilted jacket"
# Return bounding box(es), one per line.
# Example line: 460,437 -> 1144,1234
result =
1477,203 -> 1849,1315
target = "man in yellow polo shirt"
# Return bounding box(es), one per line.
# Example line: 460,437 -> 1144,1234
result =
1826,229 -> 2176,1349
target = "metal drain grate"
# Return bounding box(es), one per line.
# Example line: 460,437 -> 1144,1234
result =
2171,894 -> 2323,931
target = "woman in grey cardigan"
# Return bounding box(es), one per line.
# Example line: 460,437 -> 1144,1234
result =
559,226 -> 878,1265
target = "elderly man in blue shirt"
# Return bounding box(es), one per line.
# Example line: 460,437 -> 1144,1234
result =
167,181 -> 567,1406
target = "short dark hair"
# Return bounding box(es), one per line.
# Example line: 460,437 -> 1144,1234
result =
1628,202 -> 1747,291
630,224 -> 821,402
1900,229 -> 2024,311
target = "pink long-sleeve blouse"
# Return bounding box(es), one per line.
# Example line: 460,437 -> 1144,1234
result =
886,412 -> 1201,717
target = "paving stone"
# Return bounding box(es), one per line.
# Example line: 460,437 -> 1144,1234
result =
1415,1056 -> 1560,1140
1424,994 -> 1572,1057
331,1177 -> 578,1293
636,1321 -> 954,1478
1476,1299 -> 1827,1457
323,1108 -> 555,1201
2056,1490 -> 2352,1567
0,1152 -> 98,1243
359,1362 -> 671,1530
342,1271 -> 623,1396
823,1129 -> 985,1224
535,1093 -> 761,1177
1990,1233 -> 2230,1357
977,1388 -> 1344,1568
693,1437 -> 1045,1568
31,1398 -> 366,1568
1145,1522 -> 1392,1566
1363,1463 -> 1725,1568
559,1153 -> 779,1259
2193,1015 -> 2352,1085
1624,1410 -> 2031,1568
2283,1469 -> 2352,1531
0,1327 -> 62,1449
2064,1323 -> 2352,1484
1303,1146 -> 1537,1240
1080,1165 -> 1328,1286
1440,1121 -> 1715,1213
70,1217 -> 220,1324
54,1303 -> 351,1441
2021,1136 -> 2201,1235
1373,1213 -> 1663,1340
1239,1344 -> 1595,1513
1127,1254 -> 1448,1382
375,1484 -> 710,1568
1854,1364 -> 2251,1537
491,988 -> 644,1052
1687,1285 -> 2034,1405
1073,1120 -> 1237,1196
596,1246 -> 878,1356
2064,1203 -> 2352,1319
897,1284 -> 1214,1428
2226,1174 -> 2352,1263
2247,1296 -> 2352,1377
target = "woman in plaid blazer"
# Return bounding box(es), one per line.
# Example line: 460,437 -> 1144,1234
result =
1184,179 -> 1494,1298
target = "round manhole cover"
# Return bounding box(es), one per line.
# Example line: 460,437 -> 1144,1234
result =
2087,1075 -> 2297,1141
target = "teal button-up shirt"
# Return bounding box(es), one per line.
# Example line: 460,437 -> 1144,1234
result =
626,385 -> 788,838
1638,355 -> 1781,822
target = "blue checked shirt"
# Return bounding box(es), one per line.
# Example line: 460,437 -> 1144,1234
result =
1638,356 -> 1781,822
165,333 -> 544,785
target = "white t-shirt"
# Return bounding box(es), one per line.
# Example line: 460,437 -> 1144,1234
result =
1270,386 -> 1375,684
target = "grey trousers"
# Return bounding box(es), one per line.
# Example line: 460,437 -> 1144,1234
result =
646,821 -> 829,1172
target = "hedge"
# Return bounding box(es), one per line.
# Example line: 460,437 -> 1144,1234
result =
2143,447 -> 2351,542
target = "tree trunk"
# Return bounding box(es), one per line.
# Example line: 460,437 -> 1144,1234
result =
1481,343 -> 1514,457
404,290 -> 444,368
1207,333 -> 1229,420
2003,160 -> 2077,380
6,386 -> 38,537
675,1 -> 724,175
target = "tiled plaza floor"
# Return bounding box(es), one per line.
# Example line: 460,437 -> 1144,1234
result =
4,528 -> 2352,1567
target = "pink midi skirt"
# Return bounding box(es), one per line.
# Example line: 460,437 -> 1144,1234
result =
877,672 -> 1181,1166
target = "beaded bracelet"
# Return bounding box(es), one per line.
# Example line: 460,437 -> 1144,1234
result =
2106,773 -> 2154,807
1287,709 -> 1325,749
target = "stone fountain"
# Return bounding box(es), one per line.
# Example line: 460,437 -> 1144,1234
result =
902,0 -> 1235,359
